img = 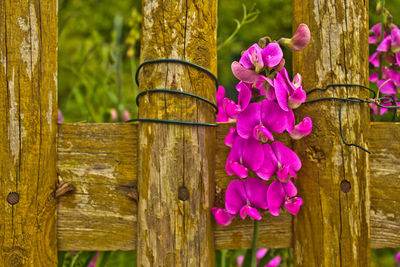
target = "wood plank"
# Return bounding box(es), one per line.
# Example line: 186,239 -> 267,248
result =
292,1 -> 370,266
57,122 -> 400,250
0,1 -> 58,265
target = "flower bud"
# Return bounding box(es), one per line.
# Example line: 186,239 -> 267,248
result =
122,109 -> 131,122
376,0 -> 382,15
279,24 -> 311,51
110,108 -> 118,122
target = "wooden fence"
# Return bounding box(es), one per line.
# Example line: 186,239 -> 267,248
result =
1,0 -> 399,266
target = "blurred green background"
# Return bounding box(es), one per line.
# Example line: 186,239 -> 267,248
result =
58,0 -> 400,266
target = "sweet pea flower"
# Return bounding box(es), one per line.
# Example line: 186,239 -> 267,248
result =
369,52 -> 380,67
274,68 -> 306,111
261,42 -> 283,68
396,251 -> 400,265
225,177 -> 268,220
266,256 -> 282,267
278,24 -> 311,51
255,142 -> 301,181
223,82 -> 252,118
291,117 -> 313,140
267,179 -> 303,216
240,44 -> 264,72
396,53 -> 400,65
226,135 -> 264,178
378,79 -> 396,95
211,207 -> 235,226
237,248 -> 269,266
231,61 -> 260,83
377,35 -> 392,52
369,23 -> 382,44
224,127 -> 237,147
391,29 -> 400,53
216,86 -> 230,122
236,100 -> 294,143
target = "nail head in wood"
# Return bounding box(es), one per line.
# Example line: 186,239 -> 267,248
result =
340,180 -> 351,193
7,192 -> 19,205
178,186 -> 189,201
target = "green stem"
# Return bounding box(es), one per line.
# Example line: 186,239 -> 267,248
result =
220,249 -> 227,267
250,220 -> 259,267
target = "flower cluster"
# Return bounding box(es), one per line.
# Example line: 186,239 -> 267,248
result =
369,22 -> 400,115
237,249 -> 281,267
213,24 -> 312,226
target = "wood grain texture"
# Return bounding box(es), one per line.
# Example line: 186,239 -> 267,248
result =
56,122 -> 400,250
137,0 -> 217,266
292,0 -> 370,266
0,0 -> 58,266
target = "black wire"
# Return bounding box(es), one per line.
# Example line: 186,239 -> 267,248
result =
126,118 -> 218,127
307,83 -> 377,98
130,59 -> 219,127
136,89 -> 218,114
135,58 -> 218,89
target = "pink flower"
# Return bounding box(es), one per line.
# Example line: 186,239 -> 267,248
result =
211,208 -> 235,226
274,68 -> 306,111
122,109 -> 131,122
237,248 -> 269,266
223,82 -> 252,119
240,44 -> 265,72
236,100 -> 294,142
369,52 -> 380,67
226,136 -> 264,178
291,117 -> 313,140
261,43 -> 283,68
225,177 -> 268,220
58,109 -> 64,123
279,24 -> 311,51
369,23 -> 382,44
267,179 -> 303,216
396,53 -> 400,65
396,251 -> 400,263
391,29 -> 400,53
266,256 -> 282,267
231,61 -> 260,83
255,142 -> 301,182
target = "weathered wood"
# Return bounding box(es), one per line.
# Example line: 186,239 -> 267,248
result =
0,0 -> 58,266
136,0 -> 217,266
56,122 -> 400,250
292,1 -> 370,266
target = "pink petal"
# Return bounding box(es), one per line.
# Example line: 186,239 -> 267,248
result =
255,144 -> 278,180
237,255 -> 244,267
242,138 -> 265,171
239,48 -> 253,69
396,53 -> 400,65
369,52 -> 380,67
231,61 -> 260,83
237,103 -> 261,139
391,29 -> 400,53
261,99 -> 290,133
273,73 -> 289,111
284,197 -> 303,215
378,79 -> 396,95
267,180 -> 285,216
290,24 -> 311,51
227,161 -> 248,178
288,86 -> 306,109
225,127 -> 237,147
224,98 -> 240,119
369,72 -> 379,82
240,205 -> 262,220
292,73 -> 302,88
272,141 -> 302,172
211,207 -> 236,226
266,256 -> 282,267
216,86 -> 225,106
244,177 -> 268,210
238,82 -> 252,111
291,117 -> 313,140
377,36 -> 392,52
283,179 -> 298,198
253,124 -> 274,143
257,248 -> 269,259
277,165 -> 291,182
369,23 -> 382,44
225,180 -> 247,214
262,43 -> 283,68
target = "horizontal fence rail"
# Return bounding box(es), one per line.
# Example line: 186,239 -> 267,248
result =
57,122 -> 400,251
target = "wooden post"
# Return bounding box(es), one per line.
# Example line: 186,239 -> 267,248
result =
137,0 -> 217,266
0,1 -> 58,266
293,0 -> 370,266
